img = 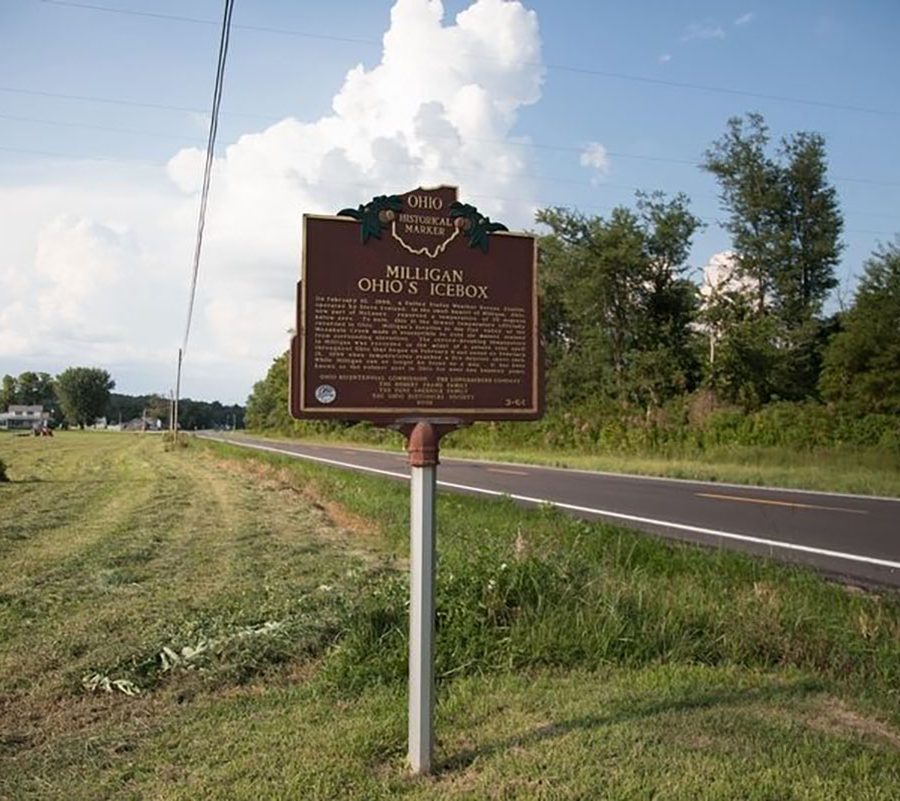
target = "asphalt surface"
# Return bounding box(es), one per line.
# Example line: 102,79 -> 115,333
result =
200,433 -> 900,588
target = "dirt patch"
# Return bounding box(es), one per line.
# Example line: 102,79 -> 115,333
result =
206,452 -> 383,541
805,697 -> 900,750
0,690 -> 169,752
303,482 -> 382,540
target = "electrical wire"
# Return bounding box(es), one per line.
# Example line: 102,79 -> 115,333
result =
181,0 -> 234,358
0,85 -> 275,121
3,98 -> 900,191
0,112 -> 205,143
0,141 -> 896,237
30,0 -> 900,117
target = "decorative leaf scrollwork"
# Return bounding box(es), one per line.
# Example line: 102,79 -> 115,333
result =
449,201 -> 508,253
337,194 -> 403,243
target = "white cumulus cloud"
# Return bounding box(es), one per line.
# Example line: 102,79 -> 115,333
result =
0,0 -> 545,403
580,142 -> 611,182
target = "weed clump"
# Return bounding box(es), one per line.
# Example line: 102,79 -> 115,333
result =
161,432 -> 191,451
322,505 -> 900,706
0,457 -> 8,482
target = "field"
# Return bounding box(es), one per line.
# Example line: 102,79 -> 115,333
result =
1,432 -> 899,800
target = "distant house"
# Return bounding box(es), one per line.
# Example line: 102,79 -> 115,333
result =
0,404 -> 51,431
121,417 -> 163,432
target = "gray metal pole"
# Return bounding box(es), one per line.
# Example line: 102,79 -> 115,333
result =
408,461 -> 436,774
173,348 -> 182,441
405,421 -> 444,775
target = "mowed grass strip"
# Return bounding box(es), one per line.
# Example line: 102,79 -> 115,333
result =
0,433 -> 898,800
0,435 -> 389,752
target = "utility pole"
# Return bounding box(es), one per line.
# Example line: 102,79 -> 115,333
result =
173,348 -> 182,441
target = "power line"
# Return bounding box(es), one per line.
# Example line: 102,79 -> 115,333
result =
0,144 -> 164,166
544,63 -> 900,118
0,84 -> 275,121
181,0 -> 234,358
0,144 -> 894,242
37,0 -> 380,46
1,141 -> 898,234
3,91 -> 900,190
29,0 -> 900,117
0,112 -> 205,143
171,0 -> 234,439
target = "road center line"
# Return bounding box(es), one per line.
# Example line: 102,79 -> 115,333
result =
201,437 -> 900,573
486,467 -> 529,476
696,492 -> 868,515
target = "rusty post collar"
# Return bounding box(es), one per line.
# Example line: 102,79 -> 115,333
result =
406,421 -> 440,467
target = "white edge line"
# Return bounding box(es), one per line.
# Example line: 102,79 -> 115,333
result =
218,434 -> 900,504
444,456 -> 900,504
436,480 -> 900,571
201,436 -> 408,481
200,436 -> 900,572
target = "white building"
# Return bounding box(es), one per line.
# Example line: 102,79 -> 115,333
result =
0,404 -> 51,430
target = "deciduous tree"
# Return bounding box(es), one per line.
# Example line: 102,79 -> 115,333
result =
55,367 -> 115,429
702,114 -> 843,404
536,193 -> 701,411
820,242 -> 900,413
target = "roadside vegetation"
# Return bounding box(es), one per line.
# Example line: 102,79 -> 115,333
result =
237,388 -> 900,496
2,432 -> 898,799
243,114 -> 900,496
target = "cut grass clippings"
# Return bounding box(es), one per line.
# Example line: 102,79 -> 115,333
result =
0,432 -> 898,800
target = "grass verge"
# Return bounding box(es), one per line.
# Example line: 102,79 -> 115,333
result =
245,427 -> 900,497
1,432 -> 898,799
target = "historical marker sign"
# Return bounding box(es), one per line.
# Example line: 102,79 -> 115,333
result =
290,186 -> 542,423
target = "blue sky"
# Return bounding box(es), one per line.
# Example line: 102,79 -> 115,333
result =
1,0 -> 898,403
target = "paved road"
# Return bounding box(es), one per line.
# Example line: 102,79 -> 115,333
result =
200,433 -> 900,588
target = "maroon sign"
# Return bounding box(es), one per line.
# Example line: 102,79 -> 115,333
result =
290,186 -> 542,422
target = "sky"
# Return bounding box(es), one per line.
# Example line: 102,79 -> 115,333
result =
1,0 -> 898,404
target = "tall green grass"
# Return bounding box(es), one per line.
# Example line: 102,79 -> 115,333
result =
202,441 -> 900,721
253,398 -> 900,454
244,396 -> 900,495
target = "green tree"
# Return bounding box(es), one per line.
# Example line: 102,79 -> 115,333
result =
775,131 -> 843,324
820,242 -> 900,413
16,371 -> 56,406
0,374 -> 17,409
1,371 -> 58,418
702,114 -> 843,403
536,193 -> 701,411
245,351 -> 291,430
56,367 -> 115,428
703,114 -> 782,315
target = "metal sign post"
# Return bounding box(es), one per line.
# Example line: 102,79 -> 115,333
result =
289,186 -> 542,776
406,421 -> 439,773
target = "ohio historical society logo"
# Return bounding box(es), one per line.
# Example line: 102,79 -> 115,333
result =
314,384 -> 337,405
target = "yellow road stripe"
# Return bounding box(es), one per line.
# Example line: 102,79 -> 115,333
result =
696,492 -> 868,515
487,467 -> 530,476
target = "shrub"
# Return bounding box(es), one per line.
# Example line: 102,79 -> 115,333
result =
161,432 -> 191,451
321,507 -> 900,700
0,457 -> 8,482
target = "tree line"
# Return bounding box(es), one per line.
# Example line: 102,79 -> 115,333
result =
1,368 -> 244,431
249,114 -> 898,445
539,112 -> 892,414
